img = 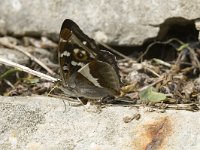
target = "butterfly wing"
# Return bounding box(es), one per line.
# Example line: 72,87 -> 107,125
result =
78,61 -> 120,95
58,19 -> 121,98
58,19 -> 99,84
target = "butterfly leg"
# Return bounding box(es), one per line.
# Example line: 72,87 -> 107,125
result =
100,95 -> 137,105
98,95 -> 116,104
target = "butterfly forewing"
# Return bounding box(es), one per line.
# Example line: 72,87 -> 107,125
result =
59,26 -> 94,83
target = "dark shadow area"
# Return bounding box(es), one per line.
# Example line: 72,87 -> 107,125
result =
109,17 -> 200,61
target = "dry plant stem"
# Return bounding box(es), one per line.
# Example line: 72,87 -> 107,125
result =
138,76 -> 164,92
99,42 -> 132,60
153,58 -> 171,67
165,104 -> 199,111
187,45 -> 200,68
175,40 -> 198,67
137,41 -> 156,62
0,39 -> 55,76
137,38 -> 195,62
143,65 -> 160,77
0,57 -> 59,82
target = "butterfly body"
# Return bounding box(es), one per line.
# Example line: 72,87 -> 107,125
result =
58,19 -> 121,99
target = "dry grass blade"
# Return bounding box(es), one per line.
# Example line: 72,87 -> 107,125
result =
0,38 -> 56,76
0,57 -> 59,82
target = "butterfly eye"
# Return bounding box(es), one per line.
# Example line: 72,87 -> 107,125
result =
73,49 -> 88,61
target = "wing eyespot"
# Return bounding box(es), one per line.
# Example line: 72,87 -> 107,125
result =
73,48 -> 88,61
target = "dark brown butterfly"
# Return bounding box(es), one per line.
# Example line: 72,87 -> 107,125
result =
58,19 -> 121,99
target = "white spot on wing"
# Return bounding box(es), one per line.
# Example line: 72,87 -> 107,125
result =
71,61 -> 77,66
78,62 -> 85,67
60,38 -> 67,42
61,51 -> 70,57
90,54 -> 96,59
78,64 -> 102,88
62,66 -> 68,71
82,51 -> 86,54
74,48 -> 79,53
83,41 -> 87,45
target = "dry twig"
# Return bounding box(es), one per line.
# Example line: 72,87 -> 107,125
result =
0,38 -> 56,75
153,58 -> 171,67
0,57 -> 59,82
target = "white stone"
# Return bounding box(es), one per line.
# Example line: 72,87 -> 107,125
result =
0,0 -> 199,45
0,96 -> 199,150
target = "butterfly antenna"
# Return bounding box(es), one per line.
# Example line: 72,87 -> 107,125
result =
98,42 -> 132,60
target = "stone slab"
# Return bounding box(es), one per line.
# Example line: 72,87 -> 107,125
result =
0,96 -> 199,150
0,0 -> 200,45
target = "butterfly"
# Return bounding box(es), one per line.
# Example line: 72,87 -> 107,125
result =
58,19 -> 121,99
